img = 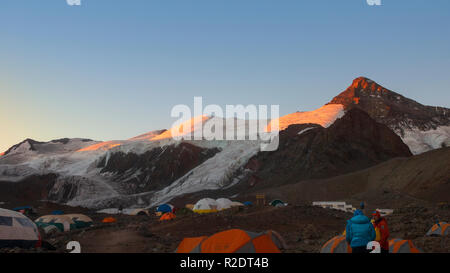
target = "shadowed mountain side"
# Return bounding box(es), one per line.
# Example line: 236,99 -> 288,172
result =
97,142 -> 221,194
262,147 -> 450,207
234,108 -> 412,190
169,147 -> 449,211
0,174 -> 59,205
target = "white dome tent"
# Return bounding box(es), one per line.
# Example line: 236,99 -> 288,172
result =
0,208 -> 41,249
35,215 -> 76,232
216,198 -> 233,211
129,209 -> 150,216
193,198 -> 218,214
231,201 -> 244,207
65,214 -> 93,228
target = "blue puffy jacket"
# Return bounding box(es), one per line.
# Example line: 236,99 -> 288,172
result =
346,210 -> 376,248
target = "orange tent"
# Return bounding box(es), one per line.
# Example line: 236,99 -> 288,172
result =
426,222 -> 449,236
176,236 -> 208,253
388,239 -> 422,253
159,212 -> 176,221
102,217 -> 117,223
176,229 -> 283,253
321,235 -> 352,253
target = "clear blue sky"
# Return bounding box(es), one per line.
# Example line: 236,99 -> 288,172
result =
1,0 -> 449,152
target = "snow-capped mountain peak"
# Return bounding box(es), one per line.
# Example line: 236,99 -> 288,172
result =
265,104 -> 345,132
2,138 -> 97,157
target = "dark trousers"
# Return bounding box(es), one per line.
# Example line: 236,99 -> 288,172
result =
352,246 -> 369,253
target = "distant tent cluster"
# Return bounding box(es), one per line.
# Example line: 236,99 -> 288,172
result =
153,198 -> 254,221
156,197 -> 282,220
95,204 -> 175,221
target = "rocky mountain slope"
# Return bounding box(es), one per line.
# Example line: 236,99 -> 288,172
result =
259,146 -> 450,208
232,108 -> 412,190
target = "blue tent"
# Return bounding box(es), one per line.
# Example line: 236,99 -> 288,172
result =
51,210 -> 64,215
243,201 -> 253,206
13,206 -> 32,211
156,204 -> 172,213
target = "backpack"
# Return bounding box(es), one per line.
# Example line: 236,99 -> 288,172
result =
372,219 -> 381,241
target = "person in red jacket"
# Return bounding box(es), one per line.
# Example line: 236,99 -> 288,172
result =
372,210 -> 390,253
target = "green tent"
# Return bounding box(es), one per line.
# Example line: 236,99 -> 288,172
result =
269,199 -> 286,207
35,215 -> 76,232
175,207 -> 194,216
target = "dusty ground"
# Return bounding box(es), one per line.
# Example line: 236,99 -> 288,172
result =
2,201 -> 448,253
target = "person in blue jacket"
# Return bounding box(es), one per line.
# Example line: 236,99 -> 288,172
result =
346,209 -> 376,253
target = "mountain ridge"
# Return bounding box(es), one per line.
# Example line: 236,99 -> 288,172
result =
0,77 -> 448,209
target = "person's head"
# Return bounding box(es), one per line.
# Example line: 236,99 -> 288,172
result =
372,210 -> 381,221
360,202 -> 365,209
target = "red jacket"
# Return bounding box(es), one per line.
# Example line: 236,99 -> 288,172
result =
373,217 -> 390,250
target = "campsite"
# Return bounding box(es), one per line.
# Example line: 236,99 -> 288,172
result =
1,0 -> 450,262
1,197 -> 449,253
